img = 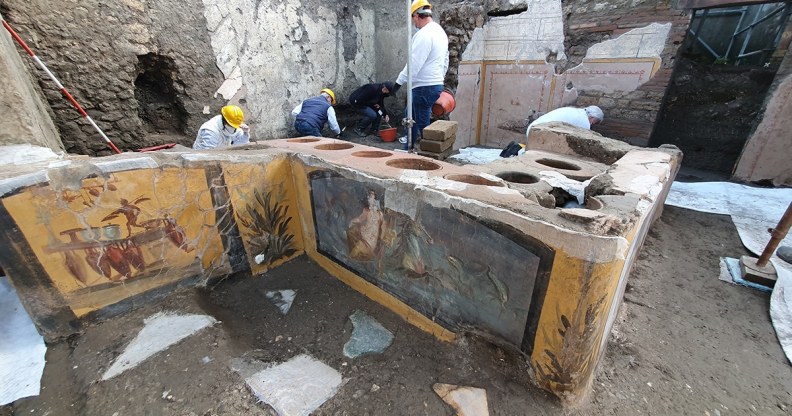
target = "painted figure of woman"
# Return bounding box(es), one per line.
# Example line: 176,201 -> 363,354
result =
347,190 -> 383,261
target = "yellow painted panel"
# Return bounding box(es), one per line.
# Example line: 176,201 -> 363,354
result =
2,168 -> 223,315
530,250 -> 625,399
223,157 -> 305,275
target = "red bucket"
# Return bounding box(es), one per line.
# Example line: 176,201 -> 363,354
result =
379,128 -> 397,142
379,123 -> 397,142
432,88 -> 456,117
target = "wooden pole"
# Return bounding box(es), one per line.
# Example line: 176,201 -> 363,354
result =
757,201 -> 792,267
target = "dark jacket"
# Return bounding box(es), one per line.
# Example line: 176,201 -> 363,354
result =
296,96 -> 331,131
349,82 -> 393,116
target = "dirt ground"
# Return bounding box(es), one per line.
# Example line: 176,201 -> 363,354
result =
2,202 -> 792,415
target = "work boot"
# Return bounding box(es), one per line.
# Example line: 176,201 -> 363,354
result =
354,128 -> 367,137
778,246 -> 792,264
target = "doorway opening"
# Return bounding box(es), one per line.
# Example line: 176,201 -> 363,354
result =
134,53 -> 188,135
650,2 -> 791,174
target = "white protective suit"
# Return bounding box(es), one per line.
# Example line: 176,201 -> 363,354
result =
525,107 -> 591,139
192,115 -> 250,150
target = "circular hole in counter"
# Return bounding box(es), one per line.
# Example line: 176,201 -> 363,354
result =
584,197 -> 603,210
385,158 -> 441,171
314,143 -> 355,151
287,138 -> 321,143
536,158 -> 581,171
444,174 -> 505,187
351,150 -> 392,158
496,171 -> 540,184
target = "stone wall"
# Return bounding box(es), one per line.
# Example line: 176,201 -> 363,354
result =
1,0 -> 228,155
0,11 -> 62,151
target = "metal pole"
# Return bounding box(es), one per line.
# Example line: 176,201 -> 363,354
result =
757,201 -> 792,267
405,0 -> 414,151
2,19 -> 121,154
724,7 -> 748,61
736,3 -> 766,65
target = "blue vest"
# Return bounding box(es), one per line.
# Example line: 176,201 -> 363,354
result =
296,96 -> 330,131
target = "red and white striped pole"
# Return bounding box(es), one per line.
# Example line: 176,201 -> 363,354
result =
2,19 -> 121,154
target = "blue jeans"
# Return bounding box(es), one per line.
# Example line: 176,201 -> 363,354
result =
355,106 -> 382,131
294,119 -> 321,137
407,85 -> 443,146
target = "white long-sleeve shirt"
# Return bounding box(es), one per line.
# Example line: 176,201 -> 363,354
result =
396,21 -> 449,88
525,107 -> 590,139
192,115 -> 250,150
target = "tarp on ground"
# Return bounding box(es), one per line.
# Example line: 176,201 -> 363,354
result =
665,181 -> 792,365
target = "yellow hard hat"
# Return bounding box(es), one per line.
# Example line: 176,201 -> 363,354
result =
411,0 -> 432,15
220,105 -> 244,129
320,88 -> 336,105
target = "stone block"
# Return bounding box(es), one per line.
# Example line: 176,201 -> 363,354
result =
417,147 -> 454,160
419,137 -> 455,153
423,120 -> 458,142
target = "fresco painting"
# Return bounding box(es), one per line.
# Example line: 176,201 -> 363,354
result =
1,168 -> 223,316
309,171 -> 553,347
224,162 -> 304,275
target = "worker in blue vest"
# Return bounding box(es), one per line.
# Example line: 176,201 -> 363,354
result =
291,88 -> 341,137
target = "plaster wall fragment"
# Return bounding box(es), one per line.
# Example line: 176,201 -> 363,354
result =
201,0 -> 377,139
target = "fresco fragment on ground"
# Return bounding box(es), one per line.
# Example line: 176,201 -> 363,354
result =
266,290 -> 297,315
343,310 -> 394,358
102,312 -> 217,380
433,383 -> 490,416
245,354 -> 342,416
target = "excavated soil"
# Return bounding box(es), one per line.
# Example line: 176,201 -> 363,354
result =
2,205 -> 791,415
650,56 -> 776,175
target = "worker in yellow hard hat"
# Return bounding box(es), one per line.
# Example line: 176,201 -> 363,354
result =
392,0 -> 449,149
291,88 -> 342,137
192,105 -> 252,150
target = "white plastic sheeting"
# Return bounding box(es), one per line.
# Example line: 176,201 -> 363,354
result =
665,181 -> 792,365
0,277 -> 46,405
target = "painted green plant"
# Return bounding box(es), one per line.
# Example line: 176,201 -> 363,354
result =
238,188 -> 297,266
535,264 -> 609,398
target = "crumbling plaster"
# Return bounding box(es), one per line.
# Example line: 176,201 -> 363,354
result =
201,0 -> 379,138
450,0 -> 674,149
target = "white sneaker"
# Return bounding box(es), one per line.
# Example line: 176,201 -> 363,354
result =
398,136 -> 407,144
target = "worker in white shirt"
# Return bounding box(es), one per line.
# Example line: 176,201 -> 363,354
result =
192,105 -> 251,150
392,0 -> 449,148
525,105 -> 605,141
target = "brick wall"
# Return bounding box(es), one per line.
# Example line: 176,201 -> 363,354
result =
564,1 -> 692,146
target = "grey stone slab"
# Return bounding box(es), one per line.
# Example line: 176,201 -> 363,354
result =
342,310 -> 394,359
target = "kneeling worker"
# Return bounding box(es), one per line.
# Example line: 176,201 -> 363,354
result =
193,105 -> 251,150
525,105 -> 604,141
349,81 -> 393,137
292,88 -> 341,137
